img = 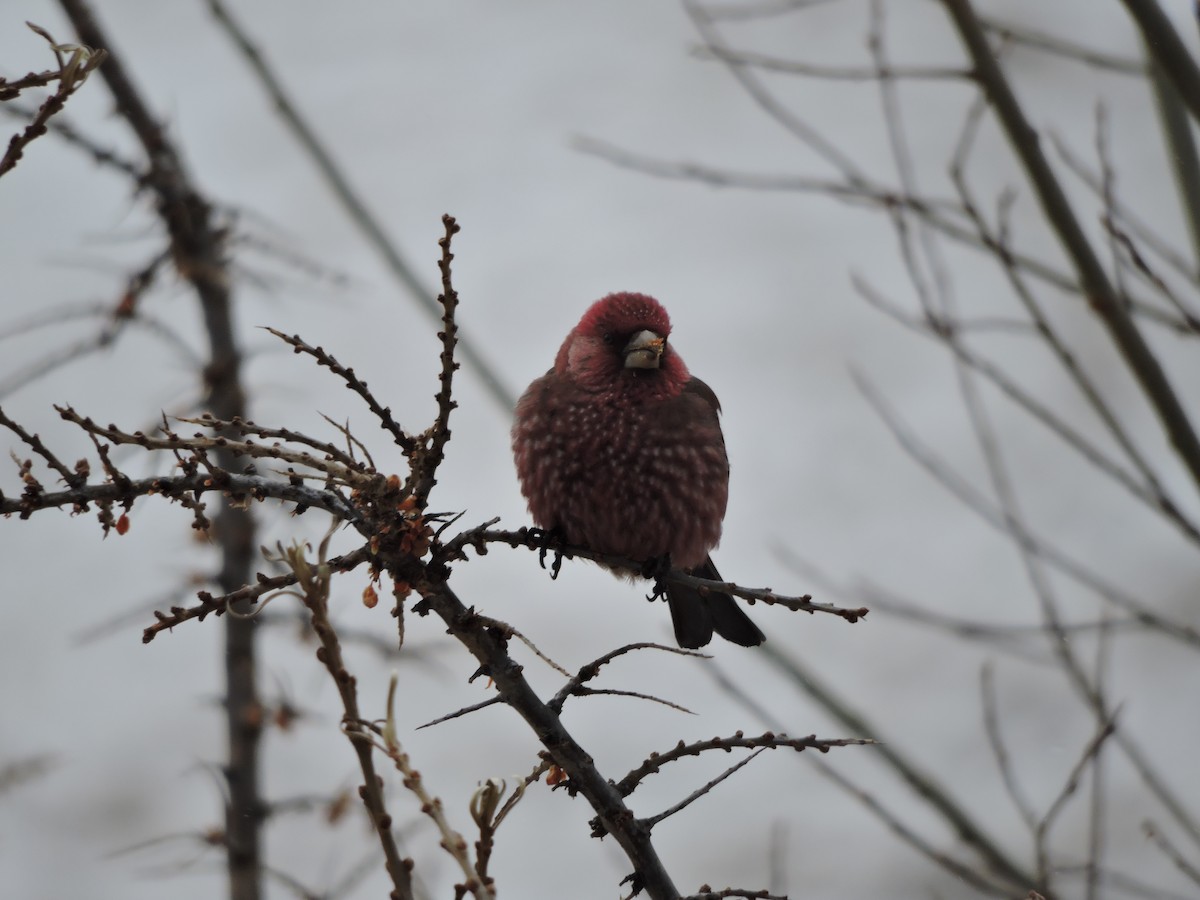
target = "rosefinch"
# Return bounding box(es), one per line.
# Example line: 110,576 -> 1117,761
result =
512,292 -> 764,648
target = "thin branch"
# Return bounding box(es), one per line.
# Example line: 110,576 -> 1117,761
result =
1117,0 -> 1200,124
1144,821 -> 1200,887
549,642 -> 705,714
704,654 -> 1025,896
54,5 -> 264,894
0,406 -> 86,489
451,525 -> 866,623
204,0 -> 516,412
694,45 -> 969,81
853,275 -> 1200,545
976,12 -> 1145,75
615,732 -> 873,799
1148,46 -> 1200,276
1034,713 -> 1119,877
377,674 -> 494,899
0,100 -> 143,179
271,535 -> 415,899
409,578 -> 685,899
142,545 -> 372,643
0,23 -> 107,178
683,0 -> 869,183
264,328 -> 416,455
409,215 -> 461,509
1052,132 -> 1200,294
853,372 -> 1200,652
575,136 -> 1199,332
640,749 -> 765,830
940,0 -> 1200,498
979,664 -> 1039,834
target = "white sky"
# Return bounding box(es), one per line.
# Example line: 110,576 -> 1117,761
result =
2,2 -> 1199,898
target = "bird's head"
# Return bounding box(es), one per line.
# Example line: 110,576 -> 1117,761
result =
555,292 -> 690,397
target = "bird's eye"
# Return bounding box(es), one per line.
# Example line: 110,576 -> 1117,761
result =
602,332 -> 617,346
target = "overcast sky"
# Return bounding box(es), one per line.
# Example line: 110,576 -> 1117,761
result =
2,2 -> 1199,898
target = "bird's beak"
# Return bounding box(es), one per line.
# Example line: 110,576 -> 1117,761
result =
623,330 -> 665,369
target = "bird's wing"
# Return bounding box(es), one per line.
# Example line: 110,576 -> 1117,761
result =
682,376 -> 722,415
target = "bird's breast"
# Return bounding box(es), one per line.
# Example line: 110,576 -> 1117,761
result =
513,389 -> 728,568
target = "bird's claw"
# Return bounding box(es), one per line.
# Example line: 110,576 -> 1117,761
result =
641,552 -> 673,580
528,526 -> 567,580
644,553 -> 672,603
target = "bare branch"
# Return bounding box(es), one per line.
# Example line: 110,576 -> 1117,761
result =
204,0 -> 516,412
640,749 -> 765,830
408,215 -> 462,509
939,0 -> 1200,498
1117,0 -> 1200,124
0,23 -> 107,178
451,525 -> 867,623
614,732 -> 873,799
271,535 -> 415,899
976,12 -> 1145,75
693,45 -> 969,81
264,328 -> 416,455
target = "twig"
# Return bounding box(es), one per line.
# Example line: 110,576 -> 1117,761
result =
976,12 -> 1145,75
614,731 -> 872,799
1148,41 -> 1200,274
0,100 -> 143,179
204,0 -> 516,412
409,215 -> 462,509
979,664 -> 1039,834
854,371 -> 1200,650
574,135 -> 1171,323
694,45 -> 969,81
1051,132 -> 1200,294
273,534 -> 415,899
53,4 -> 265,894
264,328 -> 416,454
852,275 -> 1200,545
549,642 -> 705,714
1144,821 -> 1200,887
142,545 -> 372,643
1117,0 -> 1200,124
703,653 -> 1026,896
454,526 -> 866,623
700,0 -> 833,20
175,413 -> 368,474
940,0 -> 1200,498
416,696 -> 506,731
410,578 -> 684,898
0,406 -> 86,489
1034,712 -> 1119,878
377,673 -> 494,899
640,749 -> 764,830
0,23 -> 107,178
683,0 -> 866,182
0,466 -> 351,524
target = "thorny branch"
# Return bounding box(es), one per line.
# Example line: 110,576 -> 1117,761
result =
52,0 -> 261,893
445,526 -> 868,623
1,214 -> 862,900
267,531 -> 415,899
0,22 -> 107,178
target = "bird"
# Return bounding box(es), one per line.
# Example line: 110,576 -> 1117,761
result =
511,291 -> 764,648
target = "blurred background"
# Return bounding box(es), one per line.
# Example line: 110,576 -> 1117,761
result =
2,1 -> 1198,897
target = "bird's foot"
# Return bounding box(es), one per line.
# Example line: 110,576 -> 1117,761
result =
528,526 -> 567,580
643,553 -> 673,603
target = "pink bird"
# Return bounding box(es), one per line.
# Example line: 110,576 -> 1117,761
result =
512,292 -> 764,648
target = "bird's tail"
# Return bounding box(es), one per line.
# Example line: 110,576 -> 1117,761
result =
666,556 -> 765,649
